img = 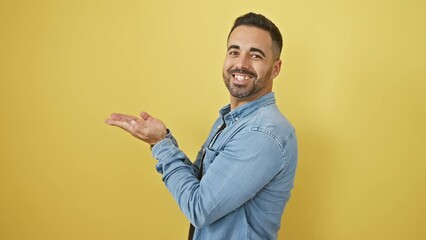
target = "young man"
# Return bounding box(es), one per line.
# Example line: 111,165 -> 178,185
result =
106,12 -> 298,240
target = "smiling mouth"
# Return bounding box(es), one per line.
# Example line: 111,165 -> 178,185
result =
232,73 -> 254,81
229,68 -> 257,83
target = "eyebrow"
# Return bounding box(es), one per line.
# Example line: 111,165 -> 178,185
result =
227,45 -> 266,58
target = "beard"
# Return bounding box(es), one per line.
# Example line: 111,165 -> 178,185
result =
222,68 -> 271,99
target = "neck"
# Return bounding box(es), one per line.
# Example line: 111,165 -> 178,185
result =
230,90 -> 271,110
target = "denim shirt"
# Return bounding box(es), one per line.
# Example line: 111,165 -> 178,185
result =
152,93 -> 298,240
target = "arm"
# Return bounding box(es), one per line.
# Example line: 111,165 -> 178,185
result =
154,130 -> 292,228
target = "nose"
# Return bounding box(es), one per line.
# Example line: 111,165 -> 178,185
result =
235,53 -> 250,70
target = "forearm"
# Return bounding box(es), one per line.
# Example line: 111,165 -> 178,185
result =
152,131 -> 285,228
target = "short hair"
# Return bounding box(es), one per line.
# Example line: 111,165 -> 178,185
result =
228,12 -> 283,59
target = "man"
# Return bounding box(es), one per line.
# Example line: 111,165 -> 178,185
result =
105,12 -> 298,240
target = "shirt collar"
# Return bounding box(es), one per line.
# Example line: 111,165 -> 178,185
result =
219,92 -> 276,124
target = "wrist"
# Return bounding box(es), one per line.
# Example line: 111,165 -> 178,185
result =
150,129 -> 169,149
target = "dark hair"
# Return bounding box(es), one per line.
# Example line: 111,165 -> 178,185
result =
228,12 -> 283,59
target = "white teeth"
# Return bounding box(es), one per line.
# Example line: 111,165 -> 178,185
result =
234,75 -> 252,81
235,75 -> 245,80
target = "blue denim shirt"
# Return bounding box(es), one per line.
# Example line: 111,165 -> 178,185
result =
152,93 -> 298,240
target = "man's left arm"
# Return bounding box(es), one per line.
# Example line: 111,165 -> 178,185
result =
154,129 -> 297,228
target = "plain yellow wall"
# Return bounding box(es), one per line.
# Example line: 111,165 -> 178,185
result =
1,0 -> 425,239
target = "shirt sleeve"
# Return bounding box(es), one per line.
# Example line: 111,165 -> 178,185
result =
153,129 -> 195,168
152,129 -> 292,228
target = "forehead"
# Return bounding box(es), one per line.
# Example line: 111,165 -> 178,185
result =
227,25 -> 273,52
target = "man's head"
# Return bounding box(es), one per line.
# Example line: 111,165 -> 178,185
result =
228,12 -> 283,60
223,13 -> 283,108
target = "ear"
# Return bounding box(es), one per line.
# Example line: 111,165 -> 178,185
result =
271,59 -> 282,79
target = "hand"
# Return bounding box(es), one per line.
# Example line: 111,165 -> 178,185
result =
105,111 -> 167,146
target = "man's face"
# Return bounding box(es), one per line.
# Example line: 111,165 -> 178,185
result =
222,25 -> 281,104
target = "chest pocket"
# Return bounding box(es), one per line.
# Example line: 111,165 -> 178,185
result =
200,121 -> 227,176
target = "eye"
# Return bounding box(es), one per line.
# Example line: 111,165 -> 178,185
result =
228,50 -> 239,56
251,53 -> 262,59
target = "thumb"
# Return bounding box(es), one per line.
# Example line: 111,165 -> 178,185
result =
140,111 -> 151,121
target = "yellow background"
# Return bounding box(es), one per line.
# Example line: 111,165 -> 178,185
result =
1,0 -> 425,239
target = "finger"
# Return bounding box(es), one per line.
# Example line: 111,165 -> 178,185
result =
129,119 -> 139,130
110,113 -> 138,122
105,119 -> 131,130
109,113 -> 125,121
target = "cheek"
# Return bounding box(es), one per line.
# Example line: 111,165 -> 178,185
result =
254,63 -> 274,77
251,65 -> 263,76
222,59 -> 232,72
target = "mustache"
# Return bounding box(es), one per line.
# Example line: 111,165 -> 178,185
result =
228,68 -> 257,78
